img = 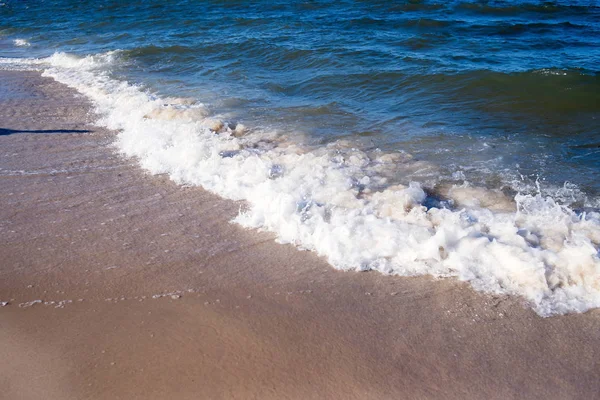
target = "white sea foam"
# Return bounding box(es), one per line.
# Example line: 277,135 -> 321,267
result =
0,56 -> 42,70
13,38 -> 30,47
6,51 -> 600,316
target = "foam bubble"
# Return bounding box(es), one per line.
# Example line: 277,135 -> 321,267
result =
46,51 -> 122,70
11,51 -> 599,316
144,103 -> 209,122
13,38 -> 30,47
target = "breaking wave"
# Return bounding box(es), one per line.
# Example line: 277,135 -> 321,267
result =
4,51 -> 600,316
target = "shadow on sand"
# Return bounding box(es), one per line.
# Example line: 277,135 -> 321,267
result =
0,128 -> 91,136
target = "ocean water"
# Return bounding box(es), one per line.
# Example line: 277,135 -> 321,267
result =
1,0 -> 599,315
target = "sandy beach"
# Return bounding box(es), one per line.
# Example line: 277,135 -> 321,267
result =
1,70 -> 599,399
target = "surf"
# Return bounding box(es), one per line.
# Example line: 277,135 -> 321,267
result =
1,51 -> 592,316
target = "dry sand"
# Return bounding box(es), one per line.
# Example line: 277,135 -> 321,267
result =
0,70 -> 599,400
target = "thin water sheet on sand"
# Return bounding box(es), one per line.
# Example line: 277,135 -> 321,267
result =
0,71 -> 599,399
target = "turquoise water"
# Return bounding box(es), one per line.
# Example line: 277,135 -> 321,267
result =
1,0 -> 599,199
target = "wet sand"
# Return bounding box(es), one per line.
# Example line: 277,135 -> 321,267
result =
1,70 -> 599,400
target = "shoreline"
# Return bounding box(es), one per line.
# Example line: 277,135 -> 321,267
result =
1,70 -> 599,399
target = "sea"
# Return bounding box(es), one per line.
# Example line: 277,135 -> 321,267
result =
1,0 -> 599,316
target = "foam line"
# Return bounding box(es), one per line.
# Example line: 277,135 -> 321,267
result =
5,51 -> 598,316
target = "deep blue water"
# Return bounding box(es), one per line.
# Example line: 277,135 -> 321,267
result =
1,0 -> 599,199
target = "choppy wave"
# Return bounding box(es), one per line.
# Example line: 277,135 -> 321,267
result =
455,1 -> 594,15
3,51 -> 597,316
